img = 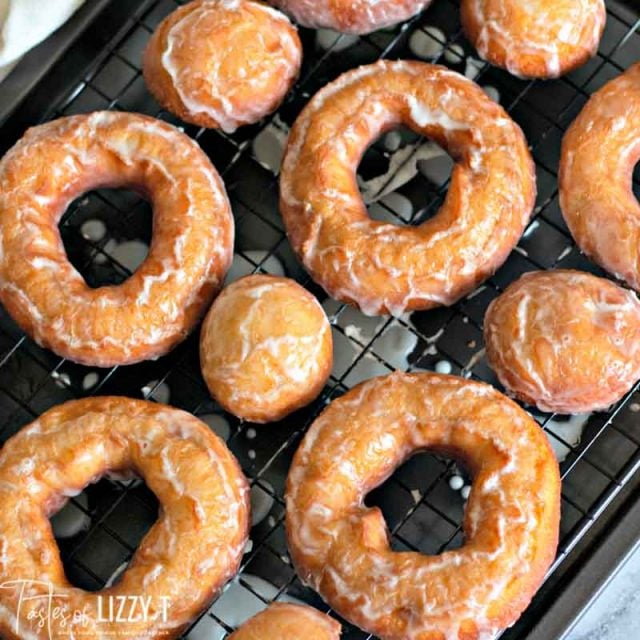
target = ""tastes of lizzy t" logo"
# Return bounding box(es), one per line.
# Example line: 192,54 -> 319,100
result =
0,580 -> 171,639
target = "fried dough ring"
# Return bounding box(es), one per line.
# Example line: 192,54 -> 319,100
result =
559,63 -> 640,290
0,111 -> 234,366
200,275 -> 333,423
286,372 -> 560,640
267,0 -> 432,34
461,0 -> 606,79
144,0 -> 302,131
0,397 -> 249,640
485,270 -> 640,414
280,60 -> 536,316
228,603 -> 341,639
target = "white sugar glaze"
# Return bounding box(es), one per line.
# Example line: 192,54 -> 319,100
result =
485,270 -> 640,414
0,399 -> 249,639
465,0 -> 605,78
281,60 -> 535,316
270,0 -> 432,34
160,0 -> 301,132
208,280 -> 331,407
286,373 -> 559,640
0,111 -> 234,366
559,63 -> 640,294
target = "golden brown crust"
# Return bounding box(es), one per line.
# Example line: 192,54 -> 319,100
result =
200,275 -> 333,423
461,0 -> 606,79
228,603 -> 341,639
143,0 -> 302,131
0,111 -> 234,367
267,0 -> 432,34
0,397 -> 250,639
280,60 -> 536,316
559,63 -> 640,290
286,372 -> 560,640
485,270 -> 640,414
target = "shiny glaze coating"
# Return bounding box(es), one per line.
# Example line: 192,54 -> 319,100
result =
200,275 -> 333,423
461,0 -> 605,79
228,603 -> 341,639
267,0 -> 432,34
286,372 -> 560,640
280,60 -> 536,316
0,111 -> 234,366
560,63 -> 640,290
0,397 -> 250,639
485,270 -> 640,414
144,0 -> 302,131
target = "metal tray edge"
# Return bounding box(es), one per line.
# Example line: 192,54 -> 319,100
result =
0,0 -> 113,125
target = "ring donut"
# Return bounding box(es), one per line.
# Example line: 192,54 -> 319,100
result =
228,603 -> 341,639
0,111 -> 234,366
268,0 -> 433,34
280,60 -> 536,316
286,372 -> 560,640
461,0 -> 606,78
560,63 -> 640,290
0,397 -> 249,640
485,270 -> 640,414
144,0 -> 302,131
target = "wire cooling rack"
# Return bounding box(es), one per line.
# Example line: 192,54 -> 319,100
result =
0,1 -> 639,638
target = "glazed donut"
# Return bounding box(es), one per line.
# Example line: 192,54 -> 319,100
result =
228,603 -> 341,639
267,0 -> 432,34
461,0 -> 606,79
143,0 -> 302,131
286,372 -> 560,640
0,111 -> 234,367
560,63 -> 640,290
200,275 -> 333,423
0,397 -> 249,640
485,270 -> 640,414
280,60 -> 536,316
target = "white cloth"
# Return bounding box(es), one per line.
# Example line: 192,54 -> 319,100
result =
0,0 -> 85,81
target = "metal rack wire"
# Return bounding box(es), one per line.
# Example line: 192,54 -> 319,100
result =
0,1 -> 639,638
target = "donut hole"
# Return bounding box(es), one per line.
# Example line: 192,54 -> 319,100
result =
49,474 -> 159,591
359,126 -> 454,227
364,451 -> 470,555
60,188 -> 152,288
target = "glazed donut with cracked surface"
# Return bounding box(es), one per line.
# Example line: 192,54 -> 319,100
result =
461,0 -> 606,79
267,0 -> 432,34
228,603 -> 341,639
560,62 -> 640,290
485,270 -> 640,414
0,397 -> 250,640
280,60 -> 536,316
0,111 -> 234,367
200,274 -> 333,423
144,0 -> 302,132
286,372 -> 560,640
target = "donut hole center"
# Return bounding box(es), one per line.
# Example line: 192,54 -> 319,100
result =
49,474 -> 159,591
360,126 -> 454,227
59,188 -> 152,288
364,451 -> 469,555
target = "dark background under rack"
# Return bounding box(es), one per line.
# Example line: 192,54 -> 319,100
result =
1,1 -> 639,638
